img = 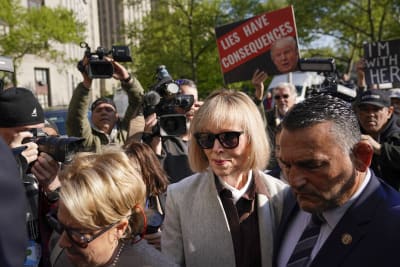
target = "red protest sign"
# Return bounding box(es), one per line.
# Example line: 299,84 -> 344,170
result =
215,6 -> 299,84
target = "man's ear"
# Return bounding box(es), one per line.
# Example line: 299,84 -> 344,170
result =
352,141 -> 373,172
387,106 -> 394,117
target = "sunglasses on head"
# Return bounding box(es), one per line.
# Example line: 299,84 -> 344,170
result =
274,94 -> 290,100
194,131 -> 244,149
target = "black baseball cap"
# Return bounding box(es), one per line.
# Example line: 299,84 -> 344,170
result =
0,87 -> 44,127
356,89 -> 391,108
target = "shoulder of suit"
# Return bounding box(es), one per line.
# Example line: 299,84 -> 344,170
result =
168,171 -> 209,190
257,170 -> 289,196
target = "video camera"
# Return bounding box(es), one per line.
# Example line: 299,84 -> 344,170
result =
77,42 -> 132,79
299,58 -> 357,102
22,128 -> 85,163
143,65 -> 194,136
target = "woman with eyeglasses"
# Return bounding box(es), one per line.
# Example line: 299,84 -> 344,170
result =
161,89 -> 288,267
50,146 -> 177,267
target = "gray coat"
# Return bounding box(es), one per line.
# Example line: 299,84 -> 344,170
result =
51,239 -> 177,267
161,169 -> 288,267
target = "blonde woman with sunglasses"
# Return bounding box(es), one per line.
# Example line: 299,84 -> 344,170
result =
161,89 -> 288,267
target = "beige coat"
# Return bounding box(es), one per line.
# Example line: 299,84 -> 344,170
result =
161,169 -> 288,267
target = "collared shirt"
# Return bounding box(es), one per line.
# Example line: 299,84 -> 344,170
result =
277,169 -> 372,267
215,170 -> 269,267
217,171 -> 253,204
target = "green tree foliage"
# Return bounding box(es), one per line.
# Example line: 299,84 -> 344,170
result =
127,0 -> 400,96
126,0 -> 267,98
0,0 -> 85,83
288,0 -> 400,73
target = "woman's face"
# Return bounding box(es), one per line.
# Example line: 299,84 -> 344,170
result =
57,201 -> 118,267
201,122 -> 251,182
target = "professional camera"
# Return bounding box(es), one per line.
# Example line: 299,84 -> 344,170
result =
143,65 -> 194,136
299,58 -> 357,102
23,128 -> 85,163
77,42 -> 132,79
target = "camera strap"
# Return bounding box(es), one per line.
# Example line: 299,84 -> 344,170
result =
157,193 -> 167,215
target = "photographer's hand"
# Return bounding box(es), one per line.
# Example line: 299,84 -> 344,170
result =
144,113 -> 162,155
31,152 -> 61,190
109,58 -> 130,82
252,69 -> 268,101
79,56 -> 92,89
10,131 -> 39,164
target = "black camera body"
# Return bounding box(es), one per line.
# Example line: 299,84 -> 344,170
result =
23,129 -> 84,163
299,58 -> 357,102
77,42 -> 132,79
143,65 -> 194,137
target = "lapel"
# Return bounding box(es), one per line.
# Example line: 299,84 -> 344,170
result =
191,171 -> 236,266
274,189 -> 298,258
256,171 -> 275,267
310,174 -> 382,266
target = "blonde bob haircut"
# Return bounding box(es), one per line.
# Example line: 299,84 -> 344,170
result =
59,146 -> 146,239
189,89 -> 270,172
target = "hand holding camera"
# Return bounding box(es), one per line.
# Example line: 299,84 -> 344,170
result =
10,131 -> 39,164
77,42 -> 132,80
31,152 -> 60,188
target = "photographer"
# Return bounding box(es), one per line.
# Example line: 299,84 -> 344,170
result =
143,78 -> 203,184
67,54 -> 144,152
0,87 -> 62,267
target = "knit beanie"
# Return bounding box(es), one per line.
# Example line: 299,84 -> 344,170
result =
0,87 -> 44,127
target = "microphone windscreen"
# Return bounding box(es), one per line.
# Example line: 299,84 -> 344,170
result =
144,91 -> 161,107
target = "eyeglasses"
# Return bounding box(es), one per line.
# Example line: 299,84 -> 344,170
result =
57,220 -> 118,248
194,131 -> 244,149
274,94 -> 290,100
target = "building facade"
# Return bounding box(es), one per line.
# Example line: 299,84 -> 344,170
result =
13,0 -> 150,109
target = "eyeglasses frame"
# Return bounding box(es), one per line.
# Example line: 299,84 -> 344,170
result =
194,131 -> 244,149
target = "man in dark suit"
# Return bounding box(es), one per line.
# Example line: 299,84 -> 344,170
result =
0,136 -> 27,266
275,94 -> 400,267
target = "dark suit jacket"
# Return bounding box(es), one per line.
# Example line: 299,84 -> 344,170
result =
0,137 -> 27,266
274,171 -> 400,267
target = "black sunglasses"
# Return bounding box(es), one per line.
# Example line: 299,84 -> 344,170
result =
274,94 -> 290,100
194,131 -> 244,149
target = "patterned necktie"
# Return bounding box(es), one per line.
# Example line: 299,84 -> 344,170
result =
286,214 -> 325,267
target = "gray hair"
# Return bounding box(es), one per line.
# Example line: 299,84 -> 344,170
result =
274,82 -> 297,96
282,95 -> 361,153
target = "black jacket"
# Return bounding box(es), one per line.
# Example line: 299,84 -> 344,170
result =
365,115 -> 400,190
0,138 -> 27,266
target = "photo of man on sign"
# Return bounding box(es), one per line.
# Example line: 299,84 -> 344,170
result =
215,6 -> 300,84
270,36 -> 299,73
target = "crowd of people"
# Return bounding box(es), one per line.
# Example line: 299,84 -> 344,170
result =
1,47 -> 400,267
